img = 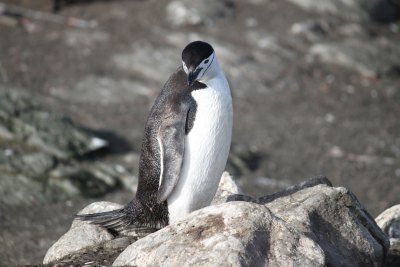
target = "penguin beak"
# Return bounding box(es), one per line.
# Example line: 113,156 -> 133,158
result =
187,68 -> 202,86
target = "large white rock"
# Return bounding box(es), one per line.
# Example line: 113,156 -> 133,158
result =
43,176 -> 389,266
113,179 -> 388,266
113,201 -> 326,266
43,202 -> 123,264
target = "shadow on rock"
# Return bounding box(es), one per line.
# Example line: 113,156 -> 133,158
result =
78,127 -> 133,159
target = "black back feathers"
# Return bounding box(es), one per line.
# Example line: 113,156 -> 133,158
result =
181,41 -> 214,69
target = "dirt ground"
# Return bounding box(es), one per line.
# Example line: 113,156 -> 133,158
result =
0,0 -> 399,265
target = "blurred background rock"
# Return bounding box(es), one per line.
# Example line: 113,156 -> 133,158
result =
0,0 -> 399,265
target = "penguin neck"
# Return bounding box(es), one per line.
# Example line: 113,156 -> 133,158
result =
199,57 -> 225,86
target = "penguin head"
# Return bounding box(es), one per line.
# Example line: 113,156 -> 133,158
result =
181,41 -> 218,86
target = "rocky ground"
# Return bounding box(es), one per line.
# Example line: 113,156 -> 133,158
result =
43,176 -> 392,266
0,0 -> 399,265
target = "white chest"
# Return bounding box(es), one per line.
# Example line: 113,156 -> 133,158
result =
188,77 -> 232,171
191,87 -> 232,137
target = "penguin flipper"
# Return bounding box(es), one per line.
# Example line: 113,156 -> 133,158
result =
157,113 -> 186,203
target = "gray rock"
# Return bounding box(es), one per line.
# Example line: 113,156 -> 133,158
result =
113,178 -> 387,266
112,44 -> 178,85
43,172 -> 238,265
0,174 -> 47,206
8,152 -> 55,177
0,145 -> 55,178
48,162 -> 128,197
245,30 -> 296,59
51,76 -> 152,105
0,92 -> 136,201
0,151 -> 56,205
113,201 -> 326,266
0,92 -> 107,159
307,38 -> 400,77
376,204 -> 400,239
0,156 -> 133,204
290,20 -> 328,42
264,183 -> 388,267
191,38 -> 282,97
376,204 -> 400,263
64,29 -> 109,47
337,23 -> 367,38
211,172 -> 241,205
52,237 -> 134,267
166,0 -> 234,27
43,202 -> 123,265
45,175 -> 389,266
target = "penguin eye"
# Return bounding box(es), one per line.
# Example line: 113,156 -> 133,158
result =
204,59 -> 209,64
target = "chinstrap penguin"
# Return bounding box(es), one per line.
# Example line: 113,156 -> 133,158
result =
76,41 -> 233,235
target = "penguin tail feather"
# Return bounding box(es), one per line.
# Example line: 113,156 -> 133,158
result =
75,207 -> 159,237
75,208 -> 130,234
